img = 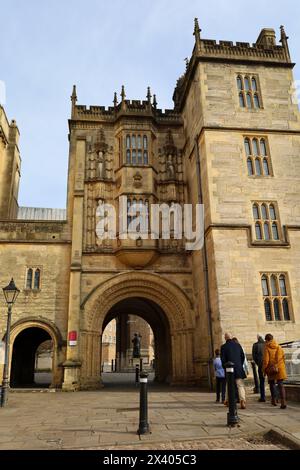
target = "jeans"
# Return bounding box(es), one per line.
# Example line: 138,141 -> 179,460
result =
216,377 -> 226,402
258,366 -> 266,400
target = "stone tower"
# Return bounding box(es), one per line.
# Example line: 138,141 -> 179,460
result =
0,106 -> 21,219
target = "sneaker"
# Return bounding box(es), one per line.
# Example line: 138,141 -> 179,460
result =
223,400 -> 228,407
258,398 -> 266,402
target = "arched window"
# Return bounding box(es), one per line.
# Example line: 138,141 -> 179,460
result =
272,223 -> 279,240
253,204 -> 259,219
261,204 -> 268,220
125,134 -> 149,166
255,222 -> 262,240
244,77 -> 250,91
254,94 -> 260,109
279,275 -> 287,296
261,275 -> 269,296
246,93 -> 252,108
274,299 -> 281,321
263,158 -> 270,176
244,138 -> 251,156
260,139 -> 267,156
264,222 -> 270,240
271,275 -> 278,296
26,268 -> 33,289
255,159 -> 262,175
239,93 -> 245,107
251,77 -> 258,91
34,269 -> 41,290
247,158 -> 254,175
282,299 -> 290,321
252,139 -> 259,155
269,204 -> 276,220
237,76 -> 243,90
261,273 -> 292,323
264,299 -> 272,321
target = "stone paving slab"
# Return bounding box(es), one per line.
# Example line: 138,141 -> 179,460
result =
0,386 -> 299,450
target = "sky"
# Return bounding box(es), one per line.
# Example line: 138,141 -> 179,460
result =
1,0 -> 299,209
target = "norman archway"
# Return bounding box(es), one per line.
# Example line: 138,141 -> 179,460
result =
7,318 -> 64,388
80,272 -> 195,389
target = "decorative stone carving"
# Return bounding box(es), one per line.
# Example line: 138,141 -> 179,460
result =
133,172 -> 143,189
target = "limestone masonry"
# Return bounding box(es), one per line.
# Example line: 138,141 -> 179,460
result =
0,21 -> 299,390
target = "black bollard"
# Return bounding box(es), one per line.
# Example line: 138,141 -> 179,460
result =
135,364 -> 140,386
251,361 -> 259,394
137,372 -> 150,435
111,359 -> 114,372
140,357 -> 143,372
225,362 -> 239,427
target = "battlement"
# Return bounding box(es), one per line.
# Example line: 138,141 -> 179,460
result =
173,22 -> 294,111
70,90 -> 182,126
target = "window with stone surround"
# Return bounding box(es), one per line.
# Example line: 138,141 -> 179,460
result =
25,267 -> 41,290
125,134 -> 148,166
127,197 -> 150,230
244,137 -> 272,176
261,273 -> 292,322
237,75 -> 262,109
252,202 -> 281,242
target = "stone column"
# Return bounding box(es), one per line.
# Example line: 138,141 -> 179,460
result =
63,138 -> 86,391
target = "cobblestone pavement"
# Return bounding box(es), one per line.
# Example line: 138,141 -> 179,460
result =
0,375 -> 299,450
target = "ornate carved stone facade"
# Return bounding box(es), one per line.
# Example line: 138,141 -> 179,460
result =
1,22 -> 300,390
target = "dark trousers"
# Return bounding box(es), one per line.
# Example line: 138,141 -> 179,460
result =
216,377 -> 226,402
258,366 -> 266,400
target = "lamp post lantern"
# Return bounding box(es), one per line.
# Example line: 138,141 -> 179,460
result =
1,279 -> 20,407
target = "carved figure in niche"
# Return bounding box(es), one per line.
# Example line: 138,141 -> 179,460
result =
96,151 -> 106,179
166,154 -> 175,179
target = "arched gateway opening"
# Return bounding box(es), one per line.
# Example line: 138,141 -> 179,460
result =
80,272 -> 195,389
102,298 -> 171,384
10,327 -> 53,388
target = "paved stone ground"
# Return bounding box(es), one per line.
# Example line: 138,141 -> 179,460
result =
0,373 -> 299,450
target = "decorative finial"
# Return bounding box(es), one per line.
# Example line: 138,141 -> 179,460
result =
153,94 -> 157,109
193,18 -> 202,53
184,57 -> 189,71
71,85 -> 77,118
280,25 -> 291,62
113,92 -> 118,107
121,85 -> 126,101
147,86 -> 152,103
71,85 -> 77,103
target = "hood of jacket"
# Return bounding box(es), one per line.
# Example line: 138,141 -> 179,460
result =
266,339 -> 279,349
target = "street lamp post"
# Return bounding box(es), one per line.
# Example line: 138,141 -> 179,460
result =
1,279 -> 20,408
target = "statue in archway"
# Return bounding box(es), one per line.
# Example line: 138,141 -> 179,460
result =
132,333 -> 141,358
96,151 -> 106,179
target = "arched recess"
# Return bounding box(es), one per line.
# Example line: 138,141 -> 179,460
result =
5,318 -> 65,388
80,272 -> 195,389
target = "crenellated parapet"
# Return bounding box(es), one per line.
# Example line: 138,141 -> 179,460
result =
70,86 -> 182,128
173,21 -> 294,111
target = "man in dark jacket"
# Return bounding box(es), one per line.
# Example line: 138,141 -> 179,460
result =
252,335 -> 266,402
221,333 -> 247,409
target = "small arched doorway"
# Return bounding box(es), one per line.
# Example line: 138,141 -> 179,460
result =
102,297 -> 171,385
10,327 -> 53,388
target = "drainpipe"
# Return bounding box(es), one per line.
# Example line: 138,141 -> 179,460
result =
195,135 -> 214,390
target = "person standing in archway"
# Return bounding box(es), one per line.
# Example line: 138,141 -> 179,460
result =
132,333 -> 141,358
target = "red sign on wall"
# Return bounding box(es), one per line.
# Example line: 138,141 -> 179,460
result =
68,331 -> 77,346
